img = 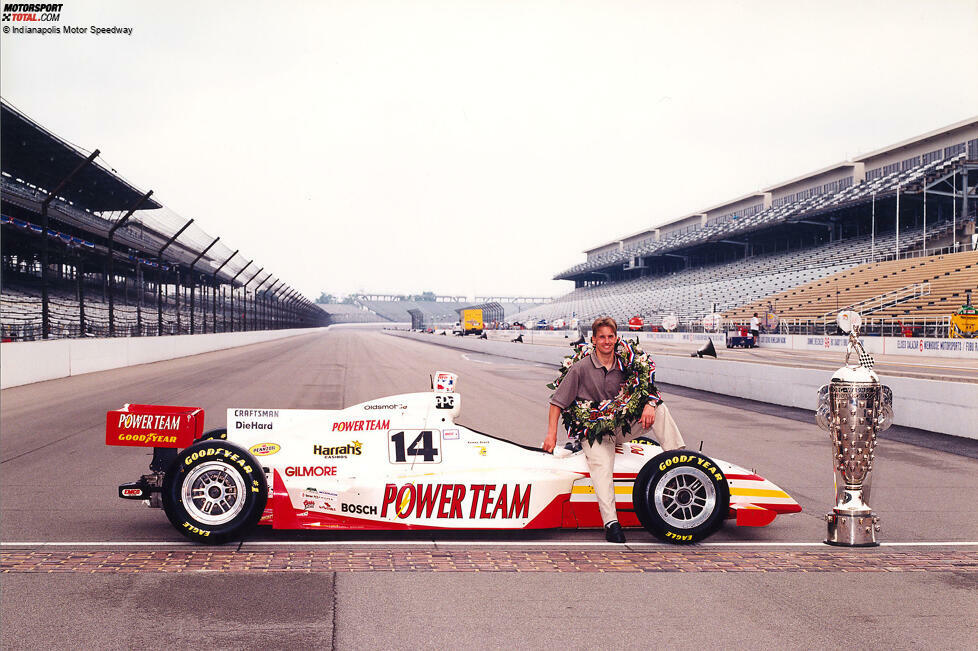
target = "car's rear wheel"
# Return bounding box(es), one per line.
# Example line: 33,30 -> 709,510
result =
633,450 -> 729,544
199,427 -> 227,441
162,441 -> 267,544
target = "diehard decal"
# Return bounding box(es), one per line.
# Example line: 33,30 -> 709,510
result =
237,421 -> 273,431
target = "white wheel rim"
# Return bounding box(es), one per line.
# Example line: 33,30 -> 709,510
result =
653,466 -> 717,529
182,461 -> 246,526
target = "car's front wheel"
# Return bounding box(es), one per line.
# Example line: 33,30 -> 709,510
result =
162,441 -> 267,544
633,450 -> 729,544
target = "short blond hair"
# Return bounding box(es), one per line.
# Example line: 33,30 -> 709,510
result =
591,316 -> 617,335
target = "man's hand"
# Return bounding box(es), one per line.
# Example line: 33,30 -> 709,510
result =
640,403 -> 656,429
544,403 -> 562,453
542,431 -> 557,453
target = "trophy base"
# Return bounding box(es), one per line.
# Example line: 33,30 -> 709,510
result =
824,512 -> 880,547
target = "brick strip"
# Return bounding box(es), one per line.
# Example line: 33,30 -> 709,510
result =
2,549 -> 977,573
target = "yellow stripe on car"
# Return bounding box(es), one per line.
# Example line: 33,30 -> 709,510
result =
729,487 -> 790,498
572,486 -> 632,495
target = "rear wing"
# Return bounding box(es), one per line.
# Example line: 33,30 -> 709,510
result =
106,404 -> 204,448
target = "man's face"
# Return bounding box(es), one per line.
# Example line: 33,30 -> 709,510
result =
592,326 -> 618,355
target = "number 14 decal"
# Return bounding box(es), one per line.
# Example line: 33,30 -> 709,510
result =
389,430 -> 442,464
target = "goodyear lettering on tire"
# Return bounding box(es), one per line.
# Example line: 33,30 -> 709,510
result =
184,446 -> 252,474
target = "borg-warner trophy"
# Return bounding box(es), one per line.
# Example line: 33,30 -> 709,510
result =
815,311 -> 893,546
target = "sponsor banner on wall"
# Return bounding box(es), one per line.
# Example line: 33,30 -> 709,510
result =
886,337 -> 978,358
757,334 -> 791,348
495,329 -> 978,359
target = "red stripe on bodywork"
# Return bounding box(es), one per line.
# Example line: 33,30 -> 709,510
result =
750,502 -> 802,513
526,493 -> 571,529
567,501 -> 642,529
734,507 -> 778,527
725,473 -> 765,481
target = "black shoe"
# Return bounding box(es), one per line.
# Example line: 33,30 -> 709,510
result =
604,521 -> 626,544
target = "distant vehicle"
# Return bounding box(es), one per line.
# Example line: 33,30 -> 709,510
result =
454,309 -> 484,335
551,318 -> 567,329
628,316 -> 644,331
535,319 -> 549,329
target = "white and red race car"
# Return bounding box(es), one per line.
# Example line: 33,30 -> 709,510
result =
107,372 -> 800,545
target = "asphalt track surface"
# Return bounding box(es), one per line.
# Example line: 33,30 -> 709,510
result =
2,329 -> 976,649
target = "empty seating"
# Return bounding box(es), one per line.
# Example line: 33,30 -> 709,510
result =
512,222 -> 961,328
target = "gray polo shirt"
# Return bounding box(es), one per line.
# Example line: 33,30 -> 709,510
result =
550,353 -> 623,409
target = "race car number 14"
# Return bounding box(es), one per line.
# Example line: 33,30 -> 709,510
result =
389,430 -> 441,464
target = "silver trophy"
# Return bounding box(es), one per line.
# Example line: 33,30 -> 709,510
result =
815,311 -> 893,546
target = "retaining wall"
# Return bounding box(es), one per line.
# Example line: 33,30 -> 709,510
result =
1,328 -> 323,389
461,329 -> 978,360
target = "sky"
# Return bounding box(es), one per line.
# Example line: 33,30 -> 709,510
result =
2,0 -> 976,301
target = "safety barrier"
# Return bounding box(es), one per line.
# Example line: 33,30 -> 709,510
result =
1,327 -> 323,389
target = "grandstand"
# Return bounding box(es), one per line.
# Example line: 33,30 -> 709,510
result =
317,303 -> 387,324
358,298 -> 466,324
0,99 -> 325,340
515,117 -> 978,335
726,250 -> 978,334
318,295 -> 547,326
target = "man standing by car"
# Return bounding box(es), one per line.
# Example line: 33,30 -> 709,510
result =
750,312 -> 761,347
542,316 -> 685,543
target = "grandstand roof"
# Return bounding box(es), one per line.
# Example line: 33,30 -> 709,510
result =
855,115 -> 978,161
0,100 -> 162,212
699,192 -> 768,215
572,115 -> 978,262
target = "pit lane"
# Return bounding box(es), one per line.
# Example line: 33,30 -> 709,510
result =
3,329 -> 977,647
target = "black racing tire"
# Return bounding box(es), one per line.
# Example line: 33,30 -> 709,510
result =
633,450 -> 730,544
199,427 -> 228,441
162,441 -> 267,545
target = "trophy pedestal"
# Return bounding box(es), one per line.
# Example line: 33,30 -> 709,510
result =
824,511 -> 880,547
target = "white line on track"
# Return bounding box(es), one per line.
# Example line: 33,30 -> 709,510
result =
460,353 -> 492,364
3,541 -> 978,548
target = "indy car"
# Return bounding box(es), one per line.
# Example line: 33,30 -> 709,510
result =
107,372 -> 800,545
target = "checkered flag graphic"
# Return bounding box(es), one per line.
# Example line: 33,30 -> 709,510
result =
858,348 -> 875,369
